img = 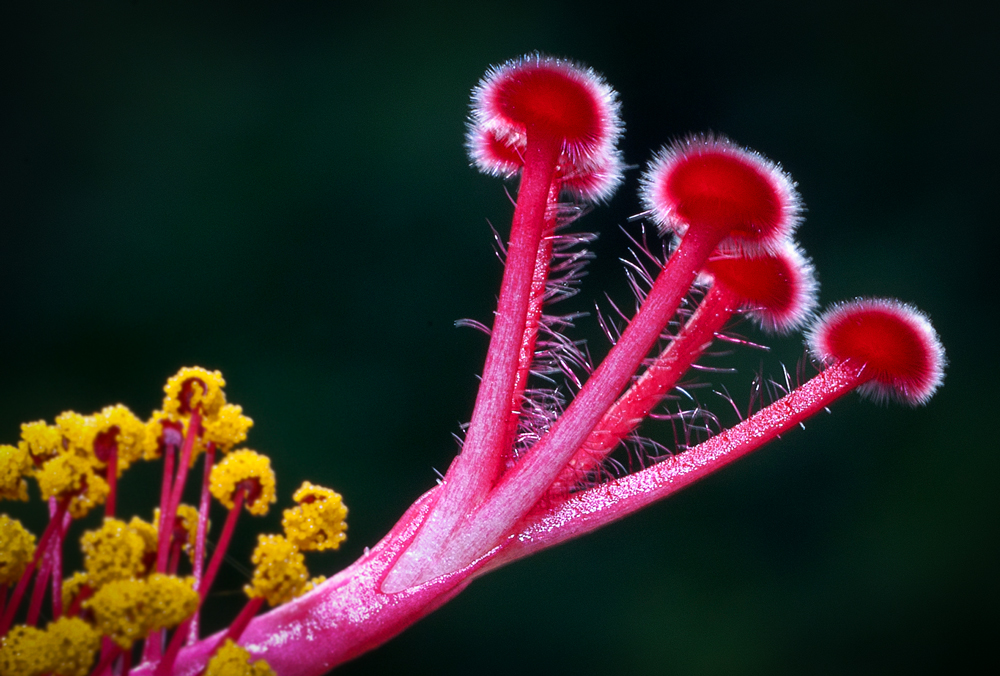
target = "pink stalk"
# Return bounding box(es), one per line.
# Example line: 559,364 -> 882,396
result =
410,134 -> 560,550
493,297 -> 946,564
155,618 -> 194,676
0,587 -> 7,619
131,305 -> 944,676
25,549 -> 53,627
50,497 -> 71,619
221,596 -> 264,645
25,506 -> 70,626
136,489 -> 491,676
0,497 -> 68,636
198,486 -> 244,604
552,281 -> 740,492
127,60 -> 947,676
501,182 -> 560,468
394,135 -> 801,586
155,438 -> 177,573
156,486 -> 246,676
157,411 -> 201,574
421,226 -> 721,577
387,56 -> 625,592
146,429 -> 181,664
87,642 -> 123,676
93,425 -> 121,518
187,444 -> 215,644
553,242 -> 815,491
494,359 -> 868,565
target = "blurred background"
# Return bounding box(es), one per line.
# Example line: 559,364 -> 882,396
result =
1,1 -> 996,673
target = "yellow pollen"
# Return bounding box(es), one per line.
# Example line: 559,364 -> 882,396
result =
54,411 -> 99,461
85,573 -> 198,649
203,403 -> 254,453
61,571 -> 91,612
141,410 -> 183,461
80,516 -> 157,589
0,443 -> 30,501
210,449 -> 276,516
94,404 -> 148,474
18,420 -> 62,469
35,453 -> 109,519
163,366 -> 227,418
0,515 -> 36,586
0,624 -> 47,676
244,533 -> 311,607
204,638 -> 276,676
282,481 -> 348,552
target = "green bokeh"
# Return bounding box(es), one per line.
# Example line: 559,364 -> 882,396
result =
2,2 -> 995,674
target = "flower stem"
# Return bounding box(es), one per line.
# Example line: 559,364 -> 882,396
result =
0,497 -> 69,636
502,182 -> 560,470
87,642 -> 123,676
157,411 -> 201,574
385,133 -> 563,591
493,359 -> 867,565
423,226 -> 722,581
155,440 -> 177,574
199,486 -> 245,603
188,443 -> 215,644
551,282 -> 739,492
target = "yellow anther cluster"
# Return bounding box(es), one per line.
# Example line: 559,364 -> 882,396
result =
0,617 -> 100,676
244,534 -> 311,607
0,515 -> 35,585
80,516 -> 157,589
35,453 -> 109,518
1,443 -> 30,501
95,404 -> 148,473
0,624 -> 47,676
210,449 -> 276,516
141,410 -> 183,461
204,639 -> 276,676
18,420 -> 63,468
0,366 -> 351,669
85,574 -> 198,648
163,366 -> 227,418
54,411 -> 98,458
42,617 -> 100,676
203,404 -> 254,452
282,482 -> 348,552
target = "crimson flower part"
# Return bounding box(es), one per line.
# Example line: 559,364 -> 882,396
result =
640,134 -> 801,252
807,298 -> 946,406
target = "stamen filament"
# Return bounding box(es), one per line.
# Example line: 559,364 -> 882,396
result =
157,411 -> 201,574
387,134 -> 563,591
553,281 -> 740,492
424,226 -> 722,581
0,497 -> 69,635
188,443 -> 216,644
494,359 -> 868,564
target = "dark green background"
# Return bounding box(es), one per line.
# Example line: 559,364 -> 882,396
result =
2,1 -> 996,674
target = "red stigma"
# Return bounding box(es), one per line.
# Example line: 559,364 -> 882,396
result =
641,135 -> 799,250
494,64 -> 600,145
668,152 -> 779,233
472,55 -> 621,171
704,242 -> 816,333
808,299 -> 945,405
